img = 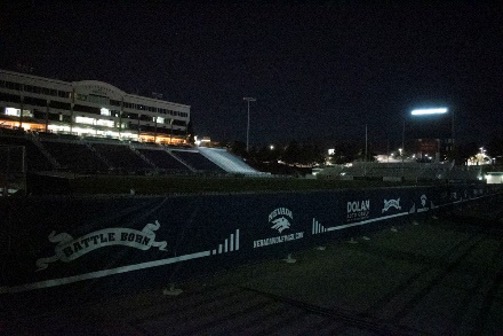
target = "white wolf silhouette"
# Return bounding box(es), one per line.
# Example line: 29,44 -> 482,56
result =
421,194 -> 427,207
271,217 -> 290,233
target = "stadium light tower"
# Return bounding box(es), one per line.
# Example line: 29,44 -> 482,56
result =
410,107 -> 452,142
243,97 -> 256,152
410,107 -> 454,162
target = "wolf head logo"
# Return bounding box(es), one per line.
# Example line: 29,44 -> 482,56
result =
271,217 -> 291,233
420,194 -> 427,207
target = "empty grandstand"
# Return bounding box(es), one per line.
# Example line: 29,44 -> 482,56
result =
0,68 -> 264,177
0,129 -> 261,176
0,129 -> 53,171
134,145 -> 191,174
37,136 -> 108,173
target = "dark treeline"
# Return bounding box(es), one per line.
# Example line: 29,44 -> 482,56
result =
222,134 -> 503,174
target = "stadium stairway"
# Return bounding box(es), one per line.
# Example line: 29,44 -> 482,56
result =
29,133 -> 61,170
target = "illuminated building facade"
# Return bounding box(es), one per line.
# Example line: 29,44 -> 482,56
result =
0,69 -> 190,145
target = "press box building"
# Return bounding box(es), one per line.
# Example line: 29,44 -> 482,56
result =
0,69 -> 191,145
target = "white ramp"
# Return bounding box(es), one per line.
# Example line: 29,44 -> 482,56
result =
197,147 -> 265,175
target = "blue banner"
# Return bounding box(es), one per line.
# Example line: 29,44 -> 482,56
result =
0,184 -> 501,297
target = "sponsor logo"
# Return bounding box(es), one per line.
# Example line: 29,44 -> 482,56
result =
382,198 -> 401,213
36,220 -> 167,271
253,232 -> 304,248
253,207 -> 304,248
347,199 -> 370,222
271,217 -> 291,233
417,194 -> 429,212
77,84 -> 116,96
268,207 -> 293,233
421,194 -> 427,207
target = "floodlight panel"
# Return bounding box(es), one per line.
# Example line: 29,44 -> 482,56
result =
411,108 -> 448,115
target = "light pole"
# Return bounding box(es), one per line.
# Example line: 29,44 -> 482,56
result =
364,123 -> 368,162
243,97 -> 256,152
401,119 -> 405,163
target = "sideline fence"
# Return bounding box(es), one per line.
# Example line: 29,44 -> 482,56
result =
1,183 -> 502,301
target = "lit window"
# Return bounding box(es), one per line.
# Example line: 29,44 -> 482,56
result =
48,124 -> 72,133
75,116 -> 96,125
5,107 -> 20,117
96,119 -> 114,127
100,107 -> 111,116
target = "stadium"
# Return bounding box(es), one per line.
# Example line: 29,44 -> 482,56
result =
1,69 -> 503,335
0,68 -> 275,195
1,68 -> 499,195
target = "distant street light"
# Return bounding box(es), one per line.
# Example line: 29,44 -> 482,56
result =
243,97 -> 256,152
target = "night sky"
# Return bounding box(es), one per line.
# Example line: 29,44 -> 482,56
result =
1,1 -> 502,149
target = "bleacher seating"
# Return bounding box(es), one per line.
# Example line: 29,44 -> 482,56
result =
137,148 -> 191,173
0,130 -> 258,175
0,134 -> 53,171
41,140 -> 109,173
36,131 -> 59,139
91,142 -> 153,173
170,150 -> 224,173
58,133 -> 80,141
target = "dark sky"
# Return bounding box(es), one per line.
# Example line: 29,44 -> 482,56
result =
1,1 -> 502,149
